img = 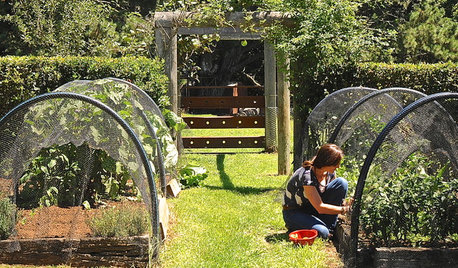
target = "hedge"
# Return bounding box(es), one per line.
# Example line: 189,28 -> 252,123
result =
0,56 -> 169,117
292,62 -> 458,168
293,62 -> 458,117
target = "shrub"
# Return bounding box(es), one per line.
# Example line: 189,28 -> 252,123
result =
0,56 -> 169,117
88,203 -> 149,237
0,197 -> 15,240
178,164 -> 208,189
361,152 -> 458,246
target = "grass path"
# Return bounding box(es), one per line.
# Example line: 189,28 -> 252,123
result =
159,153 -> 343,267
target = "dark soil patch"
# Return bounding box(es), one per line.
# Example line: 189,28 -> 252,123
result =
14,206 -> 96,239
12,200 -> 147,240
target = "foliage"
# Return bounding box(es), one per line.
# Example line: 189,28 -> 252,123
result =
0,56 -> 168,117
163,109 -> 188,133
360,152 -> 458,246
0,0 -> 155,57
355,62 -> 458,92
158,0 -> 279,12
18,144 -> 135,208
0,197 -> 15,240
401,0 -> 458,62
88,203 -> 149,237
359,0 -> 457,63
178,164 -> 208,188
264,0 -> 383,118
19,144 -> 82,208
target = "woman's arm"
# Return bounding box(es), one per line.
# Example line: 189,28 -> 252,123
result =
303,186 -> 348,215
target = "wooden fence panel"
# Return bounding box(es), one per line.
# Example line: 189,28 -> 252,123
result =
182,136 -> 265,148
183,116 -> 264,129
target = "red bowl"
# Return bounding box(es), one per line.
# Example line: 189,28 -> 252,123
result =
289,229 -> 318,246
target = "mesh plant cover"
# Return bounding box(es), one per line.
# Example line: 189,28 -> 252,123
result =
54,78 -> 177,172
0,78 -> 177,258
0,93 -> 154,207
300,87 -> 376,161
358,95 -> 458,246
331,88 -> 427,173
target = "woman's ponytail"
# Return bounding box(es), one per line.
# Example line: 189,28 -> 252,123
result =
302,156 -> 316,170
303,144 -> 343,169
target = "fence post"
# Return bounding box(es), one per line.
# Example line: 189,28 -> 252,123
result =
277,52 -> 290,175
155,26 -> 180,153
264,42 -> 277,152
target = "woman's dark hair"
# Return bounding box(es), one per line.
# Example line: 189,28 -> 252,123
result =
303,144 -> 344,169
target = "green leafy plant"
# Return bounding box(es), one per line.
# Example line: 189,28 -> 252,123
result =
39,187 -> 59,207
18,143 -> 136,209
88,203 -> 149,237
0,198 -> 16,240
179,164 -> 208,188
360,152 -> 458,246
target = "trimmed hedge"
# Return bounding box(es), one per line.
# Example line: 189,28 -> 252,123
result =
355,62 -> 458,94
0,56 -> 169,117
294,62 -> 458,116
292,62 -> 457,168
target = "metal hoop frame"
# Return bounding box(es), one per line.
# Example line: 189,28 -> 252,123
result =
0,92 -> 161,242
328,87 -> 426,144
349,92 -> 458,266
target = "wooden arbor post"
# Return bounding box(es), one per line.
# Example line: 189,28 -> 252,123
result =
277,52 -> 291,175
155,22 -> 178,114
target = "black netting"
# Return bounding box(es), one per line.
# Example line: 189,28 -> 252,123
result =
349,93 -> 458,258
0,78 -> 173,264
54,78 -> 176,174
300,87 -> 376,161
331,88 -> 427,174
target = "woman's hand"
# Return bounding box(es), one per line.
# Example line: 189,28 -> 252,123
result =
343,197 -> 354,207
341,205 -> 350,214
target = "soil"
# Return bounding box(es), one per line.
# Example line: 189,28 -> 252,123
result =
0,177 -> 148,240
11,200 -> 147,240
14,206 -> 96,239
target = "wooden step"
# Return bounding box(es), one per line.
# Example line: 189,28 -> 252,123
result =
181,96 -> 265,109
183,116 -> 265,128
182,136 -> 265,148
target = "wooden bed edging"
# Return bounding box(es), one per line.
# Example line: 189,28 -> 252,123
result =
0,235 -> 152,267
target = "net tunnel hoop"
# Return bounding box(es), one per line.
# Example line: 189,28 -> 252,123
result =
0,91 -> 161,242
348,92 -> 458,266
328,87 -> 427,144
299,86 -> 377,162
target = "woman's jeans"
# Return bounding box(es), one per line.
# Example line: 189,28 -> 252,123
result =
282,177 -> 348,238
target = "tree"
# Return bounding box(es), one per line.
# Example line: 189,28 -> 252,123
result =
0,0 -> 155,57
359,0 -> 457,63
402,0 -> 457,62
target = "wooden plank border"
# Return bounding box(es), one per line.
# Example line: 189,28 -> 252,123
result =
182,136 -> 265,148
181,96 -> 265,109
183,116 -> 265,128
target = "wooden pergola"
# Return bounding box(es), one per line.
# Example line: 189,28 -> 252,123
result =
154,11 -> 291,175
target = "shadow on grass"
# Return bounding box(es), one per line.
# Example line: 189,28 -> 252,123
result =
265,232 -> 289,244
203,154 -> 279,195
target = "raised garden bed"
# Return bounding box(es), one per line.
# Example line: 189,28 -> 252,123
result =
334,220 -> 458,268
0,202 -> 156,267
0,236 -> 150,267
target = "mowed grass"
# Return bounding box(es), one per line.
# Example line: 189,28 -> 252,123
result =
159,152 -> 343,267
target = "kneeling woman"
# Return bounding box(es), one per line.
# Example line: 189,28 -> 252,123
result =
283,144 -> 350,238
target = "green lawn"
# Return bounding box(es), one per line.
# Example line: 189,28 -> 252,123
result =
159,152 -> 343,267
